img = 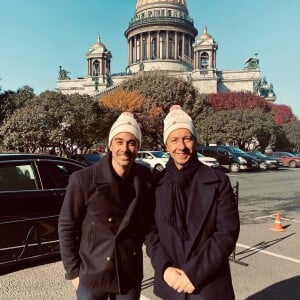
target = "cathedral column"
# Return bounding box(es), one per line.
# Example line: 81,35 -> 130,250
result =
157,31 -> 160,59
141,34 -> 144,61
129,38 -> 132,65
166,31 -> 169,59
134,36 -> 137,63
182,33 -> 185,58
147,32 -> 151,60
137,35 -> 140,61
175,31 -> 178,59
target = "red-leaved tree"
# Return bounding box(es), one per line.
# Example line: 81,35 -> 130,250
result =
208,92 -> 271,112
268,103 -> 297,125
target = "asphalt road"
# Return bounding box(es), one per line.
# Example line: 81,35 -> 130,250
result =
1,168 -> 300,300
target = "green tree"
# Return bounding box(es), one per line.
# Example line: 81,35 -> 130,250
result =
0,90 -> 16,125
0,91 -> 112,154
198,109 -> 275,150
0,85 -> 35,125
282,120 -> 300,152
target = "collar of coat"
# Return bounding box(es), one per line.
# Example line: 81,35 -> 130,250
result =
91,151 -> 153,187
158,162 -> 221,186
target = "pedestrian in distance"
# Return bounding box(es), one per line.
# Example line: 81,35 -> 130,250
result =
58,112 -> 154,300
145,105 -> 240,300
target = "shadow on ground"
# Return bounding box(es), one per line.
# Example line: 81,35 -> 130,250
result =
246,276 -> 300,299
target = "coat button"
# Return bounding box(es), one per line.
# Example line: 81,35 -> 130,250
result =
133,252 -> 137,256
108,217 -> 113,223
106,256 -> 111,261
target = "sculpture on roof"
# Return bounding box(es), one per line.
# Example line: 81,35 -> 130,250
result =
254,76 -> 276,100
58,66 -> 71,80
244,53 -> 260,70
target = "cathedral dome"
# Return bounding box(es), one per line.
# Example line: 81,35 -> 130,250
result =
197,26 -> 213,41
136,0 -> 187,10
91,36 -> 106,53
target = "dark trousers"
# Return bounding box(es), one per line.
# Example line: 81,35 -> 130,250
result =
76,283 -> 141,300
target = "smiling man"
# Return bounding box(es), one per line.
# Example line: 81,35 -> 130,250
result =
145,105 -> 240,300
58,112 -> 154,300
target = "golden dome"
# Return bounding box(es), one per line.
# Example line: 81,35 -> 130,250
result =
87,36 -> 106,56
93,36 -> 105,49
198,26 -> 213,40
136,0 -> 187,10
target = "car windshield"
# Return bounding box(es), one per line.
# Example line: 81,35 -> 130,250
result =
151,151 -> 168,158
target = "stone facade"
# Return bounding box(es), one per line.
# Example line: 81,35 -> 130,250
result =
56,0 -> 276,102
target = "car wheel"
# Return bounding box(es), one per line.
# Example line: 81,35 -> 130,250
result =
289,160 -> 297,168
259,162 -> 268,170
230,163 -> 240,173
153,164 -> 164,173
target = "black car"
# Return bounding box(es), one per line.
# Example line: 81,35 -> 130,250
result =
246,151 -> 282,170
70,152 -> 102,166
0,153 -> 85,269
197,145 -> 258,173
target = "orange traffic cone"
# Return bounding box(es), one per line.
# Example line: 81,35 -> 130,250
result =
271,214 -> 285,232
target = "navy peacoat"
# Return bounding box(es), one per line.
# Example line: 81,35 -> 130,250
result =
58,153 -> 154,294
146,163 -> 240,300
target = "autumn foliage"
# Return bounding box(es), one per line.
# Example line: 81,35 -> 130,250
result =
208,91 -> 297,125
268,103 -> 297,125
208,92 -> 271,112
99,89 -> 145,112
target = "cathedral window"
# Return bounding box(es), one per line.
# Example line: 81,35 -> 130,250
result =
143,37 -> 147,60
200,52 -> 209,69
169,36 -> 175,59
167,10 -> 172,17
178,38 -> 183,58
161,33 -> 166,59
92,60 -> 100,76
151,38 -> 157,59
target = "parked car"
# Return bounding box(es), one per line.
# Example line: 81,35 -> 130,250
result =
135,150 -> 169,173
0,153 -> 85,269
197,145 -> 258,173
197,153 -> 220,168
70,152 -> 102,166
265,151 -> 300,168
246,151 -> 282,170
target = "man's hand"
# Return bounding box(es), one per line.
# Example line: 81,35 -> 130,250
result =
72,277 -> 79,290
163,267 -> 195,294
163,267 -> 182,287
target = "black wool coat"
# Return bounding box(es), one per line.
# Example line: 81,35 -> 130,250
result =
145,163 -> 240,300
58,153 -> 154,294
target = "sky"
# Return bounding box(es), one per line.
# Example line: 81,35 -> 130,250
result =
1,0 -> 300,118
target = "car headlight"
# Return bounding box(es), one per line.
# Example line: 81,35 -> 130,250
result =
237,156 -> 247,164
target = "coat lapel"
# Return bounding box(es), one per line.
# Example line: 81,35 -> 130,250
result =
92,153 -> 139,234
185,166 -> 219,258
117,175 -> 141,233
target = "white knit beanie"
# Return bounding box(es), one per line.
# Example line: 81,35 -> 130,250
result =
108,112 -> 142,147
163,105 -> 197,144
